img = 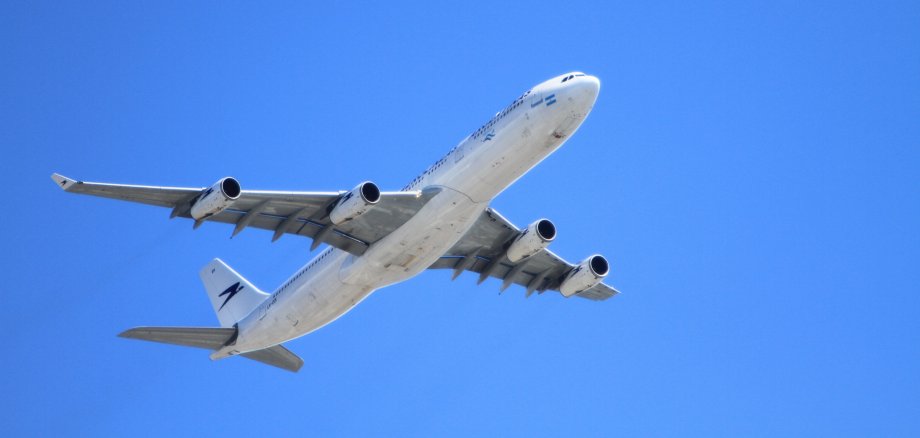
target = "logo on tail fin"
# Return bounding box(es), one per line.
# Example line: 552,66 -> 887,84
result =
218,282 -> 244,311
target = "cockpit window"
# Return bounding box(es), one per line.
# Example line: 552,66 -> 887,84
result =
561,74 -> 575,83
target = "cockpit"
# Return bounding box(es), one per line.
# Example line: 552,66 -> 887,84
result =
561,72 -> 587,83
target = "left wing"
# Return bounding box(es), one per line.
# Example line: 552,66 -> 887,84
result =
52,174 -> 439,256
428,208 -> 620,301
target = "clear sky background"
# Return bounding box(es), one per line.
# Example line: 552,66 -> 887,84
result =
2,1 -> 919,436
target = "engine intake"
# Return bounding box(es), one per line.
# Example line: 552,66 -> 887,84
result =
559,254 -> 609,297
329,181 -> 381,225
506,219 -> 556,262
190,177 -> 241,220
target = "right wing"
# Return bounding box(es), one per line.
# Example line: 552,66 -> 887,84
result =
428,208 -> 620,301
52,174 -> 439,256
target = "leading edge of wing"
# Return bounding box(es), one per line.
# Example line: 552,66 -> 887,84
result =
51,173 -> 343,199
51,173 -> 202,194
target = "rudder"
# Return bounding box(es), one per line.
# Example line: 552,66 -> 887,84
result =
200,258 -> 269,327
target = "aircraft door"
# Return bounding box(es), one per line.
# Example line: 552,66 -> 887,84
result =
529,92 -> 544,110
454,142 -> 466,163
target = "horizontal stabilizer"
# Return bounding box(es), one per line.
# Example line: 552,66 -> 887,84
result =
119,326 -> 235,350
120,326 -> 303,372
241,345 -> 304,373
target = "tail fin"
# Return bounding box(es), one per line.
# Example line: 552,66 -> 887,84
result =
119,327 -> 304,372
200,259 -> 269,327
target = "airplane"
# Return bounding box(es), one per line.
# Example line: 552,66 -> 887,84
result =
52,71 -> 619,372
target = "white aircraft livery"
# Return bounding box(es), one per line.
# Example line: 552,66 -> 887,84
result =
53,72 -> 618,372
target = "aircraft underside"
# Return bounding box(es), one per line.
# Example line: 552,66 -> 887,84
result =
54,72 -> 617,372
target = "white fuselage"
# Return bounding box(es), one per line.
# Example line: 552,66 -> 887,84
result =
216,73 -> 600,357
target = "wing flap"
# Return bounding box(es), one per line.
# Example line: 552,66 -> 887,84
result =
576,283 -> 620,301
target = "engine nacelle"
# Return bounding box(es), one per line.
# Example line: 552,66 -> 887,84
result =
329,181 -> 381,225
559,255 -> 610,297
190,177 -> 241,220
506,219 -> 556,262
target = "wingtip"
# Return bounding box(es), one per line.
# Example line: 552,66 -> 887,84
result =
51,173 -> 78,191
117,328 -> 138,338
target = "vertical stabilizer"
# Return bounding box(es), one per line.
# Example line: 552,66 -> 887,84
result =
200,259 -> 269,327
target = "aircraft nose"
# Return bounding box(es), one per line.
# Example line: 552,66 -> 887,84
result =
565,74 -> 600,109
576,75 -> 600,102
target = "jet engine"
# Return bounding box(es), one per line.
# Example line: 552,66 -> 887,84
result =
190,177 -> 241,220
506,219 -> 556,262
559,255 -> 609,297
329,181 -> 381,225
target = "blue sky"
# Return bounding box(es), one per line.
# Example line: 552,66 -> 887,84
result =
3,1 -> 919,436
